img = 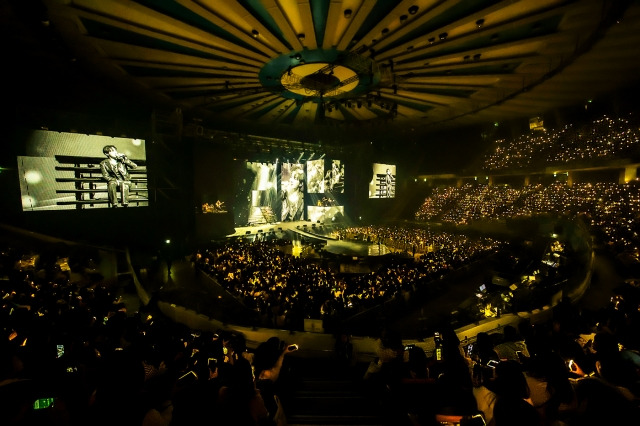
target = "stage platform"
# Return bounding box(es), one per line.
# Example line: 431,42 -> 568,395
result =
227,220 -> 394,257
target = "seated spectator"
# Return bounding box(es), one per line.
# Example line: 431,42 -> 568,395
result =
490,361 -> 541,426
523,351 -> 577,424
403,345 -> 429,381
494,325 -> 530,361
140,372 -> 174,426
470,332 -> 500,366
591,331 -> 640,399
434,325 -> 478,417
216,357 -> 271,425
570,377 -> 640,425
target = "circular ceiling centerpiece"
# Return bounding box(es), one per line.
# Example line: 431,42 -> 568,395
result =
281,63 -> 359,97
259,49 -> 380,103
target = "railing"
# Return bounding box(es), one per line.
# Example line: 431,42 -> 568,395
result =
54,155 -> 148,209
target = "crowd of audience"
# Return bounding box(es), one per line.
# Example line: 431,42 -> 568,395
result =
332,225 -> 503,259
415,180 -> 640,253
364,289 -> 640,425
482,114 -> 640,171
193,230 -> 501,331
0,240 -> 301,426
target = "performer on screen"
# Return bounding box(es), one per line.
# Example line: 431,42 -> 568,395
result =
100,145 -> 137,208
385,168 -> 395,198
325,161 -> 344,192
281,167 -> 305,221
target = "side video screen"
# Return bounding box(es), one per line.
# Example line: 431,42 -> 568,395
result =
368,163 -> 396,198
17,130 -> 147,211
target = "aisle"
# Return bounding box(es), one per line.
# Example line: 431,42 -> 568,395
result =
278,357 -> 411,426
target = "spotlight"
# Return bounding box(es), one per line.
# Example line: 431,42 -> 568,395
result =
400,15 -> 408,23
293,53 -> 302,60
382,28 -> 389,35
428,37 -> 435,44
408,5 -> 419,15
439,32 -> 448,40
476,18 -> 485,28
344,9 -> 352,18
251,29 -> 259,38
473,53 -> 481,61
297,33 -> 305,41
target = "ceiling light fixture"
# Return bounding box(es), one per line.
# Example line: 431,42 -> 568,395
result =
344,9 -> 352,19
408,5 -> 419,15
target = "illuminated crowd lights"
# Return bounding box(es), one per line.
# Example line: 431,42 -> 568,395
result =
482,115 -> 640,171
195,229 -> 503,324
416,180 -> 640,252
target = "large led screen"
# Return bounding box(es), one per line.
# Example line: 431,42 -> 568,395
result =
326,160 -> 344,193
307,206 -> 344,223
280,162 -> 305,221
17,130 -> 147,211
369,163 -> 396,198
235,161 -> 278,226
306,159 -> 344,194
306,159 -> 325,193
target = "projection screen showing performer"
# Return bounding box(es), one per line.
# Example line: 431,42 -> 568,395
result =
369,163 -> 396,198
306,159 -> 324,193
17,130 -> 147,211
325,160 -> 344,193
281,162 -> 305,221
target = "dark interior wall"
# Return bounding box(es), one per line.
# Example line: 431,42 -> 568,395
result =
192,140 -> 236,210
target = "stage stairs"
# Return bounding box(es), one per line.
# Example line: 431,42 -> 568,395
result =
248,206 -> 277,225
279,358 -> 410,426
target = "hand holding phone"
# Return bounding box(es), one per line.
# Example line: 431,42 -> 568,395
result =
486,359 -> 500,368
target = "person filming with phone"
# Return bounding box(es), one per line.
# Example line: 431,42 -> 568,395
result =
253,338 -> 298,426
100,145 -> 137,208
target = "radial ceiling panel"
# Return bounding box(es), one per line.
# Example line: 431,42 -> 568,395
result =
15,0 -> 640,138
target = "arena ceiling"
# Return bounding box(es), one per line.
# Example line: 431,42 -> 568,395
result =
5,0 -> 640,141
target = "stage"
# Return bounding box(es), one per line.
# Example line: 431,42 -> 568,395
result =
226,220 -> 394,257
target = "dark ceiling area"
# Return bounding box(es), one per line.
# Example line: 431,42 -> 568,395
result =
4,0 -> 640,148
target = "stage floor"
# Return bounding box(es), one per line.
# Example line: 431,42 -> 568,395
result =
227,220 -> 394,257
